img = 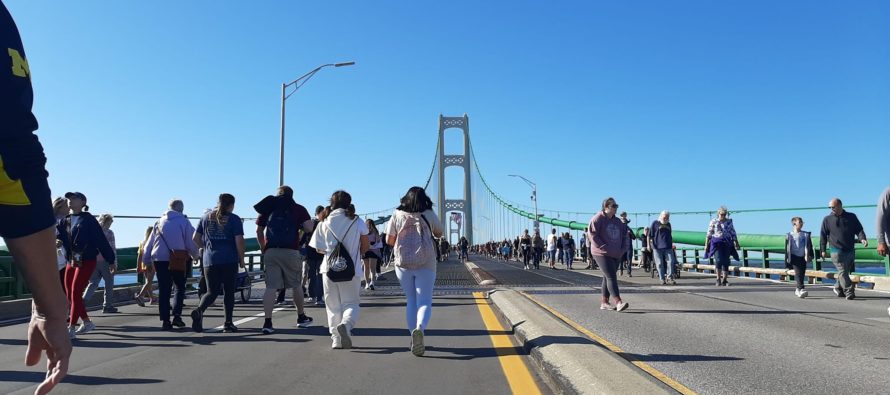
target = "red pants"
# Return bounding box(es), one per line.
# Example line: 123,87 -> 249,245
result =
65,259 -> 96,325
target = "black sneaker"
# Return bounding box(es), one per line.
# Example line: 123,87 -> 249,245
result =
171,317 -> 186,328
833,287 -> 846,298
223,322 -> 238,333
190,309 -> 203,333
297,314 -> 313,328
162,321 -> 173,331
262,319 -> 274,334
846,292 -> 855,301
103,306 -> 119,314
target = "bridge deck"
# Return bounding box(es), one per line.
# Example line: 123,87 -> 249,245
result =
472,256 -> 890,394
0,263 -> 549,395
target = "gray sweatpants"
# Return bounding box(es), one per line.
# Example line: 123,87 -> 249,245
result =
830,249 -> 856,294
83,260 -> 114,309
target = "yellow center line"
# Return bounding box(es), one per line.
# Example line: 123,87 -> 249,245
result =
521,292 -> 697,395
473,292 -> 543,395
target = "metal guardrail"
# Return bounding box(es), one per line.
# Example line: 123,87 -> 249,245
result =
650,246 -> 890,284
1,252 -> 267,302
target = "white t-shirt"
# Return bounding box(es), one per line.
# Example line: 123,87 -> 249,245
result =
546,233 -> 558,251
309,209 -> 369,275
385,209 -> 444,269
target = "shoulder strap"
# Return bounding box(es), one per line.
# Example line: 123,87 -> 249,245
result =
419,213 -> 433,238
330,218 -> 358,244
154,221 -> 174,253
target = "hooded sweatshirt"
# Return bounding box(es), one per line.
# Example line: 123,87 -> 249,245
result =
142,210 -> 199,264
587,212 -> 629,259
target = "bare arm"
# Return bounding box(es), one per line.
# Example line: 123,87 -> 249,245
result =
236,235 -> 245,268
256,225 -> 266,251
360,234 -> 370,255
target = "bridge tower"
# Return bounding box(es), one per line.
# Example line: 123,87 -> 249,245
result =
436,114 -> 473,245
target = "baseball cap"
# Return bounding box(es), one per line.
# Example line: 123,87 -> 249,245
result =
64,192 -> 87,203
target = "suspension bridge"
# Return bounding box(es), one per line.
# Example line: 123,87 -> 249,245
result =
1,114 -> 889,395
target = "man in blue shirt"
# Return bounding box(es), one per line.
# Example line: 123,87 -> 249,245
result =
649,211 -> 676,285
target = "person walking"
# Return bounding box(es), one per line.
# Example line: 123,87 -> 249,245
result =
60,192 -> 116,338
519,230 -> 532,270
820,198 -> 867,300
458,235 -> 469,263
254,186 -> 314,334
363,219 -> 382,290
588,197 -> 629,311
82,214 -> 118,313
143,200 -> 199,329
563,233 -> 576,270
191,194 -> 245,333
705,206 -> 740,286
649,211 -> 677,285
532,230 -> 544,270
785,217 -> 814,298
385,187 -> 444,356
875,187 -> 890,317
52,197 -> 69,287
309,190 -> 369,349
546,228 -> 558,269
303,205 -> 326,306
134,226 -> 157,307
618,212 -> 636,277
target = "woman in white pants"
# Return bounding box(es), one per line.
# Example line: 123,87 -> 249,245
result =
386,187 -> 444,356
309,191 -> 369,349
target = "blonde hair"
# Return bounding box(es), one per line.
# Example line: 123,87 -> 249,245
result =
717,206 -> 729,215
98,213 -> 114,227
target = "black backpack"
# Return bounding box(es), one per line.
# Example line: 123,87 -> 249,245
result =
326,219 -> 358,282
265,205 -> 297,249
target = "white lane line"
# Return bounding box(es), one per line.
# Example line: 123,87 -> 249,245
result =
205,306 -> 288,333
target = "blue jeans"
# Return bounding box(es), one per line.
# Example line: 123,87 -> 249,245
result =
564,250 -> 575,267
547,250 -> 557,264
154,261 -> 186,322
653,248 -> 675,281
395,266 -> 436,332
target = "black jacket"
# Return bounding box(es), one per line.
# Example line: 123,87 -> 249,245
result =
820,211 -> 866,252
57,212 -> 116,263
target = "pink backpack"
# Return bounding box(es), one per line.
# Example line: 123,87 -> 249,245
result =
394,212 -> 435,269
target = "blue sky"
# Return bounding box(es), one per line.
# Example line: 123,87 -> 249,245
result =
7,0 -> 889,247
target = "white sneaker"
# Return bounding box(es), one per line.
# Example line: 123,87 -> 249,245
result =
336,324 -> 352,349
798,289 -> 808,298
75,320 -> 95,335
794,289 -> 800,298
331,333 -> 342,349
600,303 -> 616,310
615,301 -> 630,312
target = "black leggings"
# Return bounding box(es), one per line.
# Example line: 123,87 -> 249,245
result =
197,264 -> 236,323
593,255 -> 621,301
789,255 -> 807,290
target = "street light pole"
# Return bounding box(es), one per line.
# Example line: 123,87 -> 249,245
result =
508,174 -> 539,235
279,61 -> 355,186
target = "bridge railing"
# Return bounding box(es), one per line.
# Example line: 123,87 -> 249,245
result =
0,251 -> 267,302
639,246 -> 890,287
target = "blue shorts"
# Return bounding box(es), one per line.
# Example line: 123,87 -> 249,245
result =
0,132 -> 54,239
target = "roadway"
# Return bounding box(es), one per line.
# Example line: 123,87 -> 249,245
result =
471,255 -> 890,394
0,262 -> 549,395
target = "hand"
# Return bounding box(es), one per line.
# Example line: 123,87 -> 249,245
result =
861,239 -> 869,248
821,251 -> 828,259
55,240 -> 62,248
878,243 -> 888,257
108,264 -> 117,274
26,311 -> 71,395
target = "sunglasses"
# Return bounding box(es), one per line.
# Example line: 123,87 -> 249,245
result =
609,204 -> 619,209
